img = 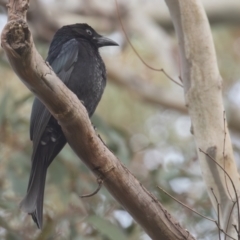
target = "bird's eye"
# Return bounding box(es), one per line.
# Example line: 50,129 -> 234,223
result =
86,29 -> 92,36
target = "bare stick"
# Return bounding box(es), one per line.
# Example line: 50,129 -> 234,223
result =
115,0 -> 183,88
199,148 -> 240,232
158,186 -> 237,239
225,202 -> 237,240
157,186 -> 216,223
80,178 -> 103,198
219,230 -> 237,240
211,188 -> 221,240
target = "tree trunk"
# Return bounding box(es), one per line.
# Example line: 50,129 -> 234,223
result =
165,0 -> 240,238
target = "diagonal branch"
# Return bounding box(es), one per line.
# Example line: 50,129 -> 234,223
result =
1,1 -> 195,239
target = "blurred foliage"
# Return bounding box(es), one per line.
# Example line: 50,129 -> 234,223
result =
0,1 -> 240,240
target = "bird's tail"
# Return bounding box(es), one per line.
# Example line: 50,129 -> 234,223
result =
20,154 -> 48,229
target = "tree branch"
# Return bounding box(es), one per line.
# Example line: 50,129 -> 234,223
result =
1,0 -> 195,239
107,60 -> 187,113
107,60 -> 240,134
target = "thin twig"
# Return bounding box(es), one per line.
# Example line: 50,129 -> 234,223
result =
158,186 -> 236,240
211,188 -> 221,240
157,186 -> 216,223
199,148 -> 240,233
225,202 -> 237,240
232,224 -> 240,240
114,0 -> 183,88
232,225 -> 239,237
219,229 -> 237,240
80,178 -> 103,198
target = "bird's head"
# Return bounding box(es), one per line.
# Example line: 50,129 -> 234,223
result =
59,23 -> 118,48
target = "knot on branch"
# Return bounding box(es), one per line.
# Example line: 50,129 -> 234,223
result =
4,20 -> 30,56
6,0 -> 30,21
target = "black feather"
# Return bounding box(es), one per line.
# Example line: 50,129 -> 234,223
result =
20,23 -> 118,229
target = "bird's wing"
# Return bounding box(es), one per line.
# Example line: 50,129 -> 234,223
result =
30,39 -> 79,142
30,99 -> 49,141
48,39 -> 80,81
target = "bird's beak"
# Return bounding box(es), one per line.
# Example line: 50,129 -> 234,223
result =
95,36 -> 119,48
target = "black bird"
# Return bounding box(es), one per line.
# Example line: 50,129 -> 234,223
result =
20,23 -> 118,229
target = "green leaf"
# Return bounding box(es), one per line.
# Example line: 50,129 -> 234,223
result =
87,215 -> 126,240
